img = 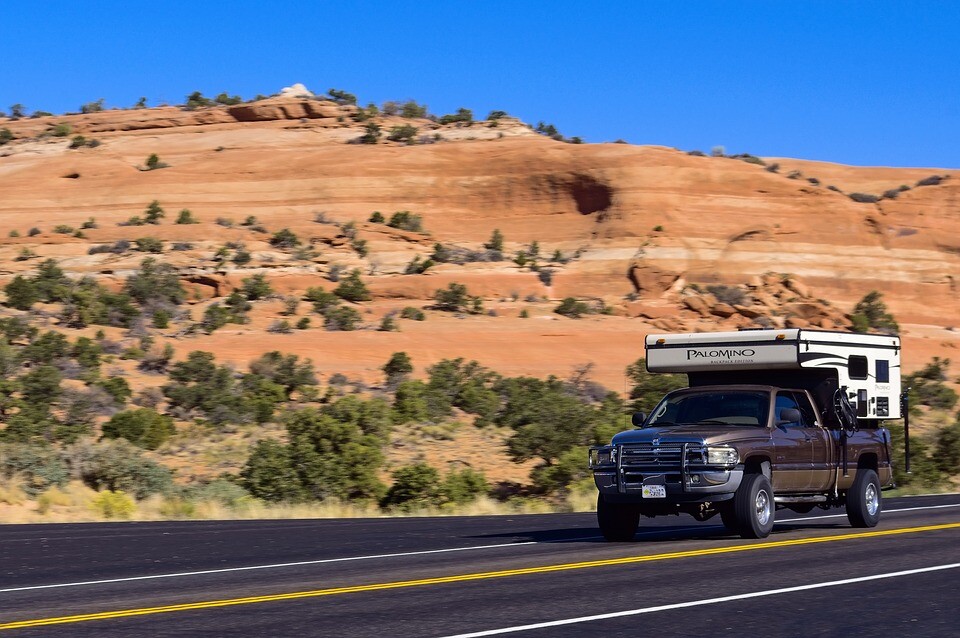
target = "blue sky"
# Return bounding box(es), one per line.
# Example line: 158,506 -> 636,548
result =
4,1 -> 958,167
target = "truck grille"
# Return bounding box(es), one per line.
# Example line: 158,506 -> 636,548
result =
619,442 -> 685,470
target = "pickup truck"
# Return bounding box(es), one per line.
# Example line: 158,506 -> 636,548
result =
589,329 -> 901,540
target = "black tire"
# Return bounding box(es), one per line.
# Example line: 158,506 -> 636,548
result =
846,468 -> 881,528
597,494 -> 640,541
734,473 -> 775,539
719,503 -> 739,531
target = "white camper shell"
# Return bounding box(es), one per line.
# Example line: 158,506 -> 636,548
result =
645,329 -> 901,421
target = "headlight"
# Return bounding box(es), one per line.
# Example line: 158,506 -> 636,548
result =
589,446 -> 616,467
705,445 -> 739,466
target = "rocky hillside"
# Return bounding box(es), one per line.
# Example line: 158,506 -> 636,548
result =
2,94 -> 959,389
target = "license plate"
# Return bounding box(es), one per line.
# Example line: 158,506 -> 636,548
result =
642,485 -> 666,499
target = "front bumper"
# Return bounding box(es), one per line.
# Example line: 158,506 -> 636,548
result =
589,442 -> 743,504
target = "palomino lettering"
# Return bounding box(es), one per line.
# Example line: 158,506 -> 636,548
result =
686,348 -> 756,360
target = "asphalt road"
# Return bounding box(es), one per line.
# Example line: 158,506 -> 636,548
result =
2,493 -> 959,637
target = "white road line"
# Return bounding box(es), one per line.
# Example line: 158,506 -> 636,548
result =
3,500 -> 956,594
436,563 -> 960,638
786,502 -> 960,522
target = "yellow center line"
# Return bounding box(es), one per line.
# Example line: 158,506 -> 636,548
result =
2,521 -> 958,631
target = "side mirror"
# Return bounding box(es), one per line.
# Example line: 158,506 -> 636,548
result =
778,408 -> 801,425
631,412 -> 647,427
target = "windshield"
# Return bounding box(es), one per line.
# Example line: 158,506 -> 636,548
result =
646,391 -> 769,427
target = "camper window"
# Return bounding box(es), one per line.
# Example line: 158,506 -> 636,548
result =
849,355 -> 868,380
876,360 -> 890,383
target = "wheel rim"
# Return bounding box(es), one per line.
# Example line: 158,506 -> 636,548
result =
755,489 -> 771,526
865,482 -> 879,516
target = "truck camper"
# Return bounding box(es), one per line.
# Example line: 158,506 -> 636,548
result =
589,329 -> 904,540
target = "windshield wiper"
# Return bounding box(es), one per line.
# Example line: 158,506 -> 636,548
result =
695,419 -> 734,425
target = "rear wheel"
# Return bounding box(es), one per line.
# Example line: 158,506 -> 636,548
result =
597,494 -> 640,541
846,468 -> 881,528
734,473 -> 775,539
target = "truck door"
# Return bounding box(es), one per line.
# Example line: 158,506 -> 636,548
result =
795,390 -> 832,491
772,391 -> 814,492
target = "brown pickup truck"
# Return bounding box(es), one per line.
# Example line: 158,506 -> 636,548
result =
589,329 -> 902,540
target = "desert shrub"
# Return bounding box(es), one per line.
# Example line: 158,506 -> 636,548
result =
96,376 -> 132,404
433,283 -> 472,312
53,224 -> 74,234
175,209 -> 198,224
27,227 -> 41,237
241,273 -> 272,300
144,154 -> 168,170
214,92 -> 243,105
441,468 -> 488,504
916,175 -> 946,187
387,125 -> 418,143
323,306 -> 362,331
438,108 -> 473,125
554,297 -> 590,318
405,255 -> 434,274
382,352 -> 413,386
537,269 -> 554,286
933,420 -> 960,475
706,284 -> 746,306
333,269 -> 371,302
124,257 -> 185,305
358,122 -> 381,144
4,276 -> 40,310
380,463 -> 442,511
0,443 -> 68,496
0,128 -> 14,145
135,237 -> 163,253
484,228 -> 504,253
400,100 -> 428,118
79,439 -> 173,498
249,352 -> 317,397
905,358 -> 958,411
101,408 -> 176,450
269,228 -> 300,249
387,210 -> 423,232
268,320 -> 292,334
848,192 -> 879,204
368,211 -> 385,223
242,406 -> 386,502
400,306 -> 425,321
296,317 -> 310,330
378,314 -> 399,332
850,291 -> 899,334
305,287 -> 340,313
49,123 -> 72,137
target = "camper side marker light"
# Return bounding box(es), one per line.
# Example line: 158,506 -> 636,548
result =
776,333 -> 786,340
656,338 -> 666,344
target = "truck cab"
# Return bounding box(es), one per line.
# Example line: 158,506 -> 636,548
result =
590,329 -> 900,540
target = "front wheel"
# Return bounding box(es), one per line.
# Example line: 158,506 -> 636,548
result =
597,494 -> 640,541
734,473 -> 775,539
846,468 -> 881,528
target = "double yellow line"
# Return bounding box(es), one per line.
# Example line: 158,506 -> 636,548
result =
3,521 -> 959,631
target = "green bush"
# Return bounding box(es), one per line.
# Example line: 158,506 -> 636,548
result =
484,229 -> 504,253
554,297 -> 590,318
101,408 -> 176,450
0,128 -> 14,146
387,125 -> 418,143
333,269 -> 371,302
400,306 -> 426,321
124,257 -> 185,305
323,306 -> 362,331
269,228 -> 300,249
359,122 -> 381,144
175,209 -> 198,224
387,210 -> 423,232
305,287 -> 340,313
850,291 -> 898,334
134,237 -> 163,253
144,154 -> 168,170
382,352 -> 413,386
380,463 -> 442,511
438,108 -> 473,125
80,440 -> 173,498
441,468 -> 488,504
241,273 -> 273,300
933,420 -> 960,475
248,351 -> 317,397
0,443 -> 68,496
625,358 -> 687,414
433,283 -> 472,312
369,211 -> 385,223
